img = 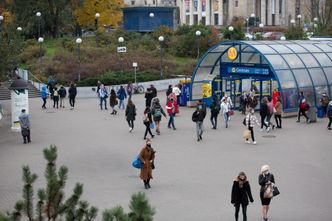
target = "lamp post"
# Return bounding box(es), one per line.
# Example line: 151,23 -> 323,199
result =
195,30 -> 201,60
259,23 -> 264,39
313,17 -> 318,36
76,38 -> 82,81
280,36 -> 286,41
290,19 -> 296,27
228,26 -> 234,40
36,12 -> 41,38
0,15 -> 4,39
118,36 -> 124,72
297,14 -> 302,28
246,18 -> 249,33
250,13 -> 256,27
133,62 -> 138,85
158,36 -> 164,79
38,37 -> 44,74
149,12 -> 154,31
95,12 -> 100,47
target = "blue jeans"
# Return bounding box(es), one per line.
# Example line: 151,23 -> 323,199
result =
119,99 -> 125,109
223,112 -> 229,126
168,113 -> 175,129
100,97 -> 107,109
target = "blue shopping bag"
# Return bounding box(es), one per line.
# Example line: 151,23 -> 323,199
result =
149,122 -> 155,129
132,155 -> 142,169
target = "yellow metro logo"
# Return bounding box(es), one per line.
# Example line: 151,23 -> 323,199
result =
228,47 -> 237,60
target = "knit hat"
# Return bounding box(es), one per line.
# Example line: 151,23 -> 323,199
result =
261,165 -> 270,173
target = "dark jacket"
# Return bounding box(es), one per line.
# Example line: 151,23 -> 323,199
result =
327,104 -> 332,117
145,91 -> 154,107
59,87 -> 67,98
143,111 -> 153,126
231,181 -> 254,206
117,87 -> 127,100
210,101 -> 220,116
125,105 -> 136,121
197,103 -> 206,121
151,103 -> 166,122
260,102 -> 269,116
68,86 -> 77,98
258,173 -> 275,192
109,91 -> 118,107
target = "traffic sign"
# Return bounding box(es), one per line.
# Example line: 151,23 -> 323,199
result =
117,46 -> 127,53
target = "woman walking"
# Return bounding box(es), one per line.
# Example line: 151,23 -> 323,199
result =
274,96 -> 282,129
166,98 -> 176,130
109,89 -> 118,115
231,171 -> 254,221
210,97 -> 220,129
259,165 -> 275,221
125,99 -> 136,132
327,101 -> 332,130
41,86 -> 48,109
151,98 -> 167,135
220,98 -> 229,128
143,106 -> 154,140
245,108 -> 260,145
260,97 -> 270,132
139,138 -> 155,189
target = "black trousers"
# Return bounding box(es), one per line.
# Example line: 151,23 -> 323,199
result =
22,129 -> 31,143
274,114 -> 282,128
245,126 -> 255,142
328,117 -> 332,128
69,96 -> 75,107
42,98 -> 47,108
235,204 -> 247,221
298,109 -> 309,121
260,115 -> 268,129
144,123 -> 153,138
53,97 -> 59,108
127,119 -> 134,129
210,115 -> 218,128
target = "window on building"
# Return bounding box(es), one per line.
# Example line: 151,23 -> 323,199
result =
279,0 -> 282,14
131,0 -> 135,5
153,0 -> 155,4
295,0 -> 300,15
144,0 -> 147,5
235,1 -> 238,7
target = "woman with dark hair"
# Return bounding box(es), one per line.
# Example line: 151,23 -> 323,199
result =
143,106 -> 154,140
231,171 -> 254,221
151,98 -> 167,135
274,96 -> 282,128
125,99 -> 136,132
259,165 -> 275,221
139,138 -> 155,189
260,97 -> 270,132
109,89 -> 118,115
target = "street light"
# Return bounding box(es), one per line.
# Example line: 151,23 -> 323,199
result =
0,15 -> 4,34
297,14 -> 302,27
36,12 -> 41,38
259,23 -> 264,39
95,12 -> 100,47
149,12 -> 154,18
118,36 -> 124,72
228,26 -> 234,40
158,36 -> 164,79
250,13 -> 256,27
280,36 -> 286,41
313,17 -> 318,35
76,38 -> 82,81
195,30 -> 201,60
290,19 -> 296,26
38,37 -> 44,74
133,62 -> 138,85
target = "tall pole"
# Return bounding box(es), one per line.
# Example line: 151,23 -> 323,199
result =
118,37 -> 124,73
0,15 -> 3,35
36,12 -> 41,38
95,13 -> 100,47
76,38 -> 82,81
38,37 -> 44,74
195,30 -> 201,60
158,36 -> 164,80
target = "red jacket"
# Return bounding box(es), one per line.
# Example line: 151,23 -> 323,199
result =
166,101 -> 176,114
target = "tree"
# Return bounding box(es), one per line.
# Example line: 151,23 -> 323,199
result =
4,145 -> 98,221
103,192 -> 155,221
285,26 -> 307,40
75,0 -> 123,31
305,0 -> 332,34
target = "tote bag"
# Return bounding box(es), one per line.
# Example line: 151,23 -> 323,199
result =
132,155 -> 142,169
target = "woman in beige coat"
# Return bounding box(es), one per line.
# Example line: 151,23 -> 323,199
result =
139,138 -> 155,189
274,97 -> 282,129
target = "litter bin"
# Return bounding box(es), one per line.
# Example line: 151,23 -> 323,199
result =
179,79 -> 191,106
307,105 -> 317,123
317,106 -> 324,118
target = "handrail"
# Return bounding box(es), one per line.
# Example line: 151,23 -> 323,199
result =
27,71 -> 45,92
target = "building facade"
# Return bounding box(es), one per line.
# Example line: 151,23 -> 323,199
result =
125,0 -> 311,27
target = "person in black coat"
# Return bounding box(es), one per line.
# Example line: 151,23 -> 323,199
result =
125,99 -> 136,132
231,171 -> 254,221
259,97 -> 269,131
145,88 -> 154,108
68,83 -> 77,110
143,107 -> 154,140
259,165 -> 275,221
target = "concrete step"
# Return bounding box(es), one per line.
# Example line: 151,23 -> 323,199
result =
0,81 -> 41,100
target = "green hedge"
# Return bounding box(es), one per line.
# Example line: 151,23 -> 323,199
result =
76,71 -> 161,86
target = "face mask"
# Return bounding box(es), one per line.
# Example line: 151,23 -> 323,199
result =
239,178 -> 245,181
147,144 -> 151,147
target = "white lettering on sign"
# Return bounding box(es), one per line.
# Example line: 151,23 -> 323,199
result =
117,47 -> 127,53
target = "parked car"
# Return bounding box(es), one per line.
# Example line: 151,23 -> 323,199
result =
245,33 -> 254,40
263,32 -> 285,40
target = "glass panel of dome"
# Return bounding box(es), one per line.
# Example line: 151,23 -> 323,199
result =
314,44 -> 332,52
193,67 -> 213,81
298,54 -> 320,68
270,45 -> 293,53
281,54 -> 305,68
313,53 -> 332,67
292,69 -> 313,87
265,55 -> 289,69
301,44 -> 322,52
251,45 -> 277,54
284,44 -> 307,53
275,70 -> 297,88
309,68 -> 328,86
323,67 -> 332,83
200,53 -> 221,67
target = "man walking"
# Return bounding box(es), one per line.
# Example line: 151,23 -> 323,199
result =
68,83 -> 77,110
99,84 -> 108,110
196,100 -> 206,141
19,109 -> 31,144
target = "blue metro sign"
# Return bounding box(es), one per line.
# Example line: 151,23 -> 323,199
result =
227,67 -> 269,75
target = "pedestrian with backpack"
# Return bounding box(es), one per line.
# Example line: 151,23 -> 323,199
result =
210,97 -> 220,129
58,85 -> 67,108
195,100 -> 206,141
297,99 -> 310,123
151,98 -> 167,135
53,87 -> 59,108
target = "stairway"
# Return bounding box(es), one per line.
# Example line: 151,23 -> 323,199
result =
0,80 -> 41,100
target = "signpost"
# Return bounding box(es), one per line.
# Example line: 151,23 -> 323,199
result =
133,62 -> 138,84
117,46 -> 127,53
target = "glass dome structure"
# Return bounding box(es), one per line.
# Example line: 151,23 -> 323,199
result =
190,40 -> 332,112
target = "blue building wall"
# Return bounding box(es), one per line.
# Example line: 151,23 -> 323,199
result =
123,7 -> 176,32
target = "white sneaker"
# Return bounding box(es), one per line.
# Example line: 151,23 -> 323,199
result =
253,141 -> 257,145
267,127 -> 271,132
129,127 -> 133,132
245,140 -> 251,144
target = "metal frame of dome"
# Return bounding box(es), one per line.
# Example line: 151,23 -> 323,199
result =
190,40 -> 332,112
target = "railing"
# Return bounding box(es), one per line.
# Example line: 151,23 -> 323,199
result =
28,71 -> 46,92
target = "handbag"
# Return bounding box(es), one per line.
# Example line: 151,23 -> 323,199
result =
149,122 -> 155,129
272,184 -> 280,197
228,110 -> 234,116
264,184 -> 274,199
243,129 -> 251,139
132,155 -> 142,169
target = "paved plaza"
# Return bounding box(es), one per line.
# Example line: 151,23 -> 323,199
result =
0,94 -> 331,221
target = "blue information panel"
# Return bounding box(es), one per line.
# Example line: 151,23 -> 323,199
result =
228,67 -> 269,75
